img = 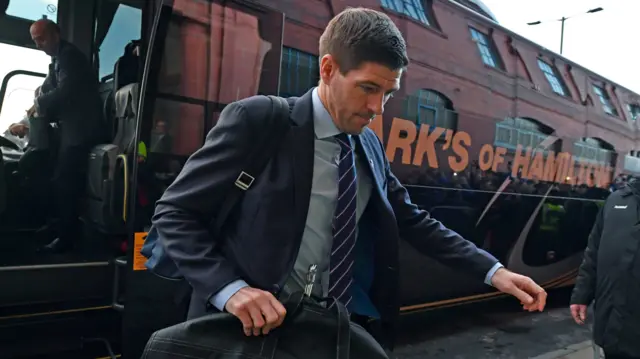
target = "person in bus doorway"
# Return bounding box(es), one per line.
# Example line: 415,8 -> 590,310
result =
30,18 -> 105,252
152,7 -> 547,354
570,176 -> 640,359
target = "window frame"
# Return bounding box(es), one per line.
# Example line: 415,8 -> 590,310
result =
469,27 -> 503,70
380,0 -> 432,26
592,84 -> 618,117
537,59 -> 567,97
279,47 -> 320,98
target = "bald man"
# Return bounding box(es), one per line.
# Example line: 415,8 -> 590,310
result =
30,19 -> 106,252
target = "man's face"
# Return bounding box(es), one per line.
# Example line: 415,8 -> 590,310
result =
320,55 -> 401,135
30,24 -> 59,56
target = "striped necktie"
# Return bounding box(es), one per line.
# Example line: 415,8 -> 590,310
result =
328,133 -> 357,308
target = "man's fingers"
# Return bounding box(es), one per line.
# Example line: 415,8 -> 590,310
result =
225,287 -> 287,336
259,302 -> 279,335
570,305 -> 586,325
510,285 -> 534,306
247,303 -> 265,336
570,307 -> 581,324
267,294 -> 287,328
578,306 -> 587,322
235,311 -> 254,336
532,288 -> 547,311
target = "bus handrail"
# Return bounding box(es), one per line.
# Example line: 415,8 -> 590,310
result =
115,154 -> 128,222
0,70 -> 47,114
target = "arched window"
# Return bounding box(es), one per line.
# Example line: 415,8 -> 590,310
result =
574,137 -> 614,165
404,89 -> 458,131
494,117 -> 559,152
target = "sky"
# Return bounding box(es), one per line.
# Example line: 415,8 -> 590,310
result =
481,0 -> 639,94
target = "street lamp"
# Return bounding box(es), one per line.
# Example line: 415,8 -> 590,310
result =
527,7 -> 603,55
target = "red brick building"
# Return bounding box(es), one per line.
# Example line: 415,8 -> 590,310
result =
270,0 -> 640,180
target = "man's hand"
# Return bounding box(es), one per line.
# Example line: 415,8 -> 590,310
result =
26,106 -> 36,118
225,287 -> 287,336
570,304 -> 587,325
491,267 -> 547,311
8,123 -> 28,138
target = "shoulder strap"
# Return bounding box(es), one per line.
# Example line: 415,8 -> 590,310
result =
212,95 -> 291,235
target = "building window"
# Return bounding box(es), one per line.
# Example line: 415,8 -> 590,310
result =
574,138 -> 613,164
537,59 -> 567,96
469,27 -> 501,69
592,85 -> 618,116
404,89 -> 458,131
279,47 -> 319,98
494,117 -> 557,153
380,0 -> 430,25
628,103 -> 640,121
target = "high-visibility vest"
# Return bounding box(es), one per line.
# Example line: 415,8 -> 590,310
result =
138,141 -> 147,160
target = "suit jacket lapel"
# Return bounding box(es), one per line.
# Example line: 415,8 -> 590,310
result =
289,91 -> 315,240
355,134 -> 386,199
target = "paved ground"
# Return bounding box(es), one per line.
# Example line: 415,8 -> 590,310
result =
394,287 -> 595,358
529,341 -> 602,359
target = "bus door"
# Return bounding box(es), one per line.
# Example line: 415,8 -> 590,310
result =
0,0 -> 143,356
119,0 -> 284,357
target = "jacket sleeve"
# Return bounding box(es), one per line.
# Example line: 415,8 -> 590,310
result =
380,144 -> 499,281
570,204 -> 603,305
34,49 -> 80,117
152,98 -> 270,307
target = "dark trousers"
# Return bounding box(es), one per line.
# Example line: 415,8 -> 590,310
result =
53,145 -> 89,242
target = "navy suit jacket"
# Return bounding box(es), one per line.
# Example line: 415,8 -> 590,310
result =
152,89 -> 499,326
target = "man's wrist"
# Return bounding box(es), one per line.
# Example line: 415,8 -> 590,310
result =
485,262 -> 505,286
209,279 -> 249,311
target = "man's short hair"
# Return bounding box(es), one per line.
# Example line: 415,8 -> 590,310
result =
319,7 -> 409,74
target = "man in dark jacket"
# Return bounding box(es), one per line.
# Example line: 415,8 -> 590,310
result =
570,178 -> 640,359
30,18 -> 105,252
152,7 -> 547,353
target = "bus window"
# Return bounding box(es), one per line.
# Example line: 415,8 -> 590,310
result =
145,0 -> 285,160
5,0 -> 57,22
95,1 -> 142,79
0,43 -> 49,131
0,71 -> 46,131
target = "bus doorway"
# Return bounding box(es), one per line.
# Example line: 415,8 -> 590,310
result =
0,0 -> 144,357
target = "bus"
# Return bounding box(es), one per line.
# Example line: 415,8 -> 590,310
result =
0,0 -> 619,357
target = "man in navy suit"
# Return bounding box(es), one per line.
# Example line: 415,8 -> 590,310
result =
152,6 -> 547,350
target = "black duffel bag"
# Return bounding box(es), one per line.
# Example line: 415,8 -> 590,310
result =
141,291 -> 389,359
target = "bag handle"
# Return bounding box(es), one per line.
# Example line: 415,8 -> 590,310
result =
331,297 -> 351,359
212,95 -> 291,236
263,292 -> 351,359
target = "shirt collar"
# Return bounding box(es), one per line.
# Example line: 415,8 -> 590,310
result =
311,87 -> 345,140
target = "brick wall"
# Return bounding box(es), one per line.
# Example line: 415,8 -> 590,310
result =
265,0 -> 640,176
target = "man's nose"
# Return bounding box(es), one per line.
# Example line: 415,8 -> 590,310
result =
367,93 -> 385,115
